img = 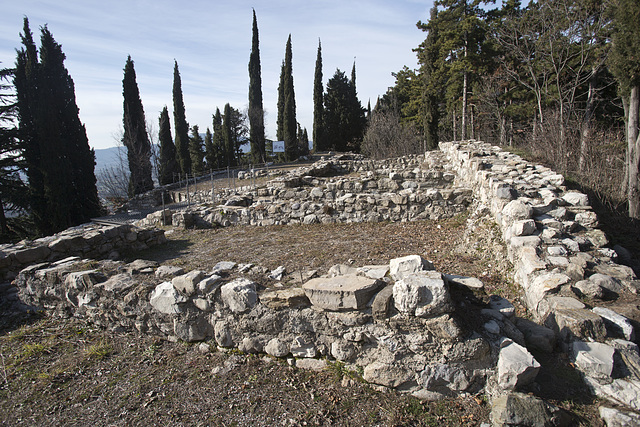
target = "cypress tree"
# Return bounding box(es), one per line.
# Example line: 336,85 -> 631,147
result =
324,68 -> 365,152
276,60 -> 285,142
14,18 -> 46,233
158,106 -> 178,185
204,127 -> 214,170
189,125 -> 205,174
417,7 -> 442,150
14,20 -> 100,235
312,39 -> 325,152
222,103 -> 234,167
282,35 -> 298,161
248,9 -> 266,164
172,60 -> 191,174
122,55 -> 153,196
211,108 -> 224,169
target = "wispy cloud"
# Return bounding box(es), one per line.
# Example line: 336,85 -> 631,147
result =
1,0 -> 431,149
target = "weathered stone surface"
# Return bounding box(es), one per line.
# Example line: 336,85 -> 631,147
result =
502,200 -> 533,224
525,273 -> 571,314
497,340 -> 540,391
100,273 -> 136,293
371,285 -> 394,319
172,270 -> 205,296
545,308 -> 607,344
512,219 -> 536,237
302,275 -> 383,311
443,274 -> 484,290
389,255 -> 434,280
213,322 -> 233,347
592,307 -> 635,341
265,338 -> 289,357
491,392 -> 571,427
598,406 -> 640,427
583,376 -> 640,411
572,340 -> 615,379
594,264 -> 636,282
150,282 -> 187,314
588,274 -> 624,293
197,275 -> 222,294
13,246 -> 51,264
393,271 -> 452,318
327,264 -> 359,277
211,261 -> 236,274
357,265 -> 389,280
290,336 -> 317,358
268,265 -> 286,280
572,279 -> 604,299
562,191 -> 589,206
514,318 -> 556,353
260,287 -> 310,310
363,362 -> 413,388
155,265 -> 185,279
220,279 -> 257,313
174,317 -> 209,342
331,340 -> 356,361
420,364 -> 472,393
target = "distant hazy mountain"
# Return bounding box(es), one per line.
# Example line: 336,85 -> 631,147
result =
94,146 -> 124,172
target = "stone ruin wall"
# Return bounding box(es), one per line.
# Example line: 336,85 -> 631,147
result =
143,151 -> 473,229
0,223 -> 166,282
5,141 -> 640,422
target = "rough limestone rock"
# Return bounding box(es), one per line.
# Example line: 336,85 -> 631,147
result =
295,358 -> 327,371
172,270 -> 205,296
99,272 -> 135,293
598,406 -> 640,427
562,192 -> 589,206
572,279 -> 605,299
583,376 -> 640,411
302,274 -> 383,311
592,307 -> 636,341
389,255 -> 434,280
497,340 -> 541,391
572,340 -> 615,380
514,318 -> 557,353
491,392 -> 571,427
512,219 -> 537,237
546,308 -> 607,345
363,361 -> 413,388
489,295 -> 516,318
501,200 -> 534,224
443,274 -> 484,291
371,285 -> 394,319
150,282 -> 187,314
260,287 -> 310,310
220,278 -> 257,313
393,271 -> 452,318
265,338 -> 289,357
155,265 -> 185,279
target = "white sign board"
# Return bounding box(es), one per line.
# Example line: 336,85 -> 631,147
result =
272,141 -> 285,153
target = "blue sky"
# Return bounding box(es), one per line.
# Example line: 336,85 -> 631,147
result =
1,0 -> 433,150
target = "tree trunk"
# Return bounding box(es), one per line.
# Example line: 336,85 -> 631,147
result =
452,110 -> 457,142
579,68 -> 597,172
462,70 -> 468,140
628,85 -> 640,219
0,199 -> 6,236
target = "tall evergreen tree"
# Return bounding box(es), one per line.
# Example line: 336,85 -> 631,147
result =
204,127 -> 214,170
14,18 -> 46,232
248,9 -> 266,164
189,125 -> 205,174
324,68 -> 365,152
282,35 -> 298,161
222,103 -> 234,167
122,55 -> 153,196
276,60 -> 286,142
172,60 -> 191,174
313,40 -> 325,152
158,106 -> 178,185
15,19 -> 100,235
210,108 -> 225,169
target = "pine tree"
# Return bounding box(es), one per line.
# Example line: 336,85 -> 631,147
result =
158,106 -> 178,185
282,35 -> 298,161
172,60 -> 191,174
189,125 -> 205,174
122,55 -> 153,196
313,40 -> 325,152
248,9 -> 266,164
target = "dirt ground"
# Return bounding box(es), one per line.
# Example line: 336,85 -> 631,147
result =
0,218 -> 604,426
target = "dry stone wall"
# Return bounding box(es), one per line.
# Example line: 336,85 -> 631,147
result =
138,152 -> 472,229
0,223 -> 166,281
441,140 -> 640,412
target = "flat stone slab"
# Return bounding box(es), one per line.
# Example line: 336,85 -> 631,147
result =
302,274 -> 383,311
260,287 -> 310,310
